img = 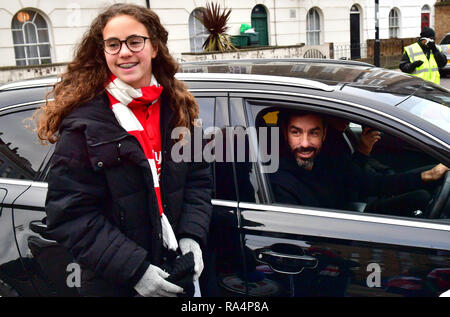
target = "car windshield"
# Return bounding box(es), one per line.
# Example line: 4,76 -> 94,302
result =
397,84 -> 450,133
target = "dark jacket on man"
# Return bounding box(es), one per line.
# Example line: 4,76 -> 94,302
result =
269,153 -> 424,210
45,93 -> 213,296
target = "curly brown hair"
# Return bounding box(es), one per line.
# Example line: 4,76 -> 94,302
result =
36,3 -> 198,143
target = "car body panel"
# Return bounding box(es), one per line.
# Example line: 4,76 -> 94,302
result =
439,33 -> 450,73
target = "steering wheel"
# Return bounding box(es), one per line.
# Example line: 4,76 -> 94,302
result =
426,171 -> 450,219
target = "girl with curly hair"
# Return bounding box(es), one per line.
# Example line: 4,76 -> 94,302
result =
36,3 -> 212,297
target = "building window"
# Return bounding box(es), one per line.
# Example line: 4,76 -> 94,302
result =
306,8 -> 321,45
11,10 -> 52,66
189,8 -> 208,53
389,8 -> 400,38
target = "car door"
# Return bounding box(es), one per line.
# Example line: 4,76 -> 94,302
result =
0,104 -> 58,296
233,93 -> 450,297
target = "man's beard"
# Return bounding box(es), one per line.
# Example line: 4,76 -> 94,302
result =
291,146 -> 320,170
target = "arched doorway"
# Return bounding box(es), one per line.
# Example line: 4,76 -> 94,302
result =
251,5 -> 268,46
421,5 -> 430,30
350,5 -> 361,59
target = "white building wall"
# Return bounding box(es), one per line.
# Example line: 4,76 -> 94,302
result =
0,0 -> 437,67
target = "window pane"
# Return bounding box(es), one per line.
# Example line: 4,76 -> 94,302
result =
16,59 -> 26,66
314,32 -> 320,45
197,97 -> 215,130
39,44 -> 50,58
314,10 -> 319,29
26,45 -> 38,58
11,16 -> 22,29
24,23 -> 37,44
34,13 -> 47,28
12,30 -> 24,44
0,109 -> 50,180
14,46 -> 25,59
38,29 -> 49,43
27,58 -> 39,65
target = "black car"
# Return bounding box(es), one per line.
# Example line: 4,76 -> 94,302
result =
0,59 -> 449,297
439,33 -> 450,77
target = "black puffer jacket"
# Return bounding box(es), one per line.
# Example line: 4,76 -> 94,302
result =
45,93 -> 213,296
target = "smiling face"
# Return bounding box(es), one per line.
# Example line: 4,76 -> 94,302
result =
102,14 -> 157,88
286,114 -> 327,170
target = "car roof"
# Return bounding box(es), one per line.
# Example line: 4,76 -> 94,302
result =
0,59 -> 446,113
0,58 -> 429,93
0,76 -> 57,91
179,58 -> 412,87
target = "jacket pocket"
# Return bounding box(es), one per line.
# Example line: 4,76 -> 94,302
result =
86,141 -> 122,172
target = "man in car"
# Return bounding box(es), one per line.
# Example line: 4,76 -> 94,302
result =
399,27 -> 447,85
270,110 -> 449,216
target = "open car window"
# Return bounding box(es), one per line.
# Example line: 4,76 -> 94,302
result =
247,102 -> 449,222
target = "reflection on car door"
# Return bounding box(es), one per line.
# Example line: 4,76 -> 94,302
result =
239,203 -> 450,297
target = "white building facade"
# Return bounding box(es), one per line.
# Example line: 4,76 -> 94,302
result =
0,0 -> 436,67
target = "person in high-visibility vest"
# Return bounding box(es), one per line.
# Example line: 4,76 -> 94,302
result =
399,27 -> 447,85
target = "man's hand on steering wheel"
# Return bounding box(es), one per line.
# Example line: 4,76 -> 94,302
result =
421,164 -> 449,183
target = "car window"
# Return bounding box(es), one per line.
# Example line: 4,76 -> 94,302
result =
197,97 -> 214,130
440,34 -> 450,45
397,89 -> 450,133
197,97 -> 241,201
0,108 -> 50,180
248,102 -> 449,221
229,98 -> 260,203
212,97 -> 241,201
343,82 -> 450,133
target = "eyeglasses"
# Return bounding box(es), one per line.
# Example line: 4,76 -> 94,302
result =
103,35 -> 150,55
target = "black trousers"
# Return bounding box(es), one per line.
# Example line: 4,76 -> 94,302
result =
364,189 -> 431,217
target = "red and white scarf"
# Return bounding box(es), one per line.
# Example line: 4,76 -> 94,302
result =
105,74 -> 178,251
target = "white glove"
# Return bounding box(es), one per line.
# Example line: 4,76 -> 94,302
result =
179,238 -> 203,281
134,264 -> 184,297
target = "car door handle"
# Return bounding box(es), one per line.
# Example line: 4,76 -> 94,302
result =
29,218 -> 52,240
256,245 -> 318,274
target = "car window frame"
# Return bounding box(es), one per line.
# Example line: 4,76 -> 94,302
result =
241,94 -> 450,225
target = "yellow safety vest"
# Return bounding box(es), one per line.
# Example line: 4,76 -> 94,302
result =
404,42 -> 441,85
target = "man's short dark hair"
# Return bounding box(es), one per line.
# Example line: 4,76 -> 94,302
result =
278,109 -> 327,134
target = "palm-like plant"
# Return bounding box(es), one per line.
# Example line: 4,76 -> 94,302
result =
198,2 -> 235,52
